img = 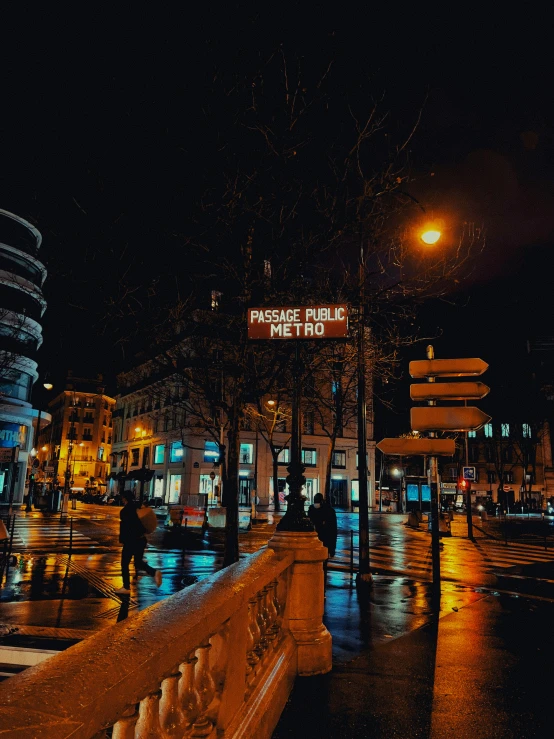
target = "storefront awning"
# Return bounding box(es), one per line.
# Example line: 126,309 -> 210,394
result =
126,468 -> 155,482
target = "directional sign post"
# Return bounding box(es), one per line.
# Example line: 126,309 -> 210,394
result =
377,438 -> 455,457
410,350 -> 491,546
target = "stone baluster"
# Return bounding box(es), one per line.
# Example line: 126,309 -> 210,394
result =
265,581 -> 279,642
160,672 -> 187,738
134,690 -> 165,739
111,705 -> 138,739
272,577 -> 284,637
190,642 -> 216,737
255,590 -> 269,656
178,654 -> 200,732
246,596 -> 260,674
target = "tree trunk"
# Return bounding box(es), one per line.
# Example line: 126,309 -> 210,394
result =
324,436 -> 336,502
223,407 -> 240,567
272,452 -> 280,512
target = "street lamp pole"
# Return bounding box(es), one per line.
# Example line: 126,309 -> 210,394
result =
26,408 -> 40,512
276,342 -> 313,532
356,236 -> 372,587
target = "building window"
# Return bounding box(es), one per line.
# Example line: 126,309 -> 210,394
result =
485,446 -> 494,462
302,448 -> 317,466
501,423 -> 510,438
240,443 -> 253,464
204,440 -> 220,463
503,447 -> 513,463
469,446 -> 479,463
67,428 -> 77,440
484,423 -> 493,438
84,412 -> 93,423
107,435 -> 112,444
356,453 -> 369,470
504,471 -> 514,484
522,423 -> 531,438
487,471 -> 496,484
83,428 -> 92,441
303,411 -> 315,435
170,441 -> 184,463
98,446 -> 104,462
154,444 -> 165,465
278,448 -> 290,465
131,448 -> 140,466
468,430 -> 476,438
211,290 -> 222,311
332,450 -> 346,468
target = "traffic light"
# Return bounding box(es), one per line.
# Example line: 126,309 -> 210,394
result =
459,478 -> 470,493
29,472 -> 35,482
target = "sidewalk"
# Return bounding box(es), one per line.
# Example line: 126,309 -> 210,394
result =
273,569 -> 554,738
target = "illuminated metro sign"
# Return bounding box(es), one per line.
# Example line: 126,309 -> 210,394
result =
248,304 -> 349,340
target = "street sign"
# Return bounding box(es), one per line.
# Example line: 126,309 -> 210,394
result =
409,358 -> 489,378
463,466 -> 476,481
410,381 -> 490,401
377,438 -> 455,456
248,304 -> 349,340
411,406 -> 491,432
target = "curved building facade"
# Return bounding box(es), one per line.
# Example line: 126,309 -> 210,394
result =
0,208 -> 48,507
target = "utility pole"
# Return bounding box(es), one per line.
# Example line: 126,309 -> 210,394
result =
426,345 -> 442,592
464,401 -> 474,540
356,236 -> 372,588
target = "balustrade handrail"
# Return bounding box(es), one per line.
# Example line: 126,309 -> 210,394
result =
0,547 -> 295,738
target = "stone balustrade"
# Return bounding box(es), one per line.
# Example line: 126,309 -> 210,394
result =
0,530 -> 331,738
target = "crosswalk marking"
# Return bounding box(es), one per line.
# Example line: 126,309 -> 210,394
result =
332,533 -> 554,583
6,518 -> 96,551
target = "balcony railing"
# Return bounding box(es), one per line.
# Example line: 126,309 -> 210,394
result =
0,536 -> 331,738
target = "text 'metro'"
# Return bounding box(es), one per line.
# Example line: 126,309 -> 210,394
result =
248,305 -> 349,340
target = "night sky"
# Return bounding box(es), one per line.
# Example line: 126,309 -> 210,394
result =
1,9 -> 553,417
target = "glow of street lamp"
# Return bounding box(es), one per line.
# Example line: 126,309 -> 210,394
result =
43,382 -> 53,390
41,445 -> 48,451
267,400 -> 276,406
135,427 -> 141,433
420,229 -> 441,245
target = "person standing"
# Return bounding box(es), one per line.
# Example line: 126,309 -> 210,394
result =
115,490 -> 162,595
308,492 -> 338,560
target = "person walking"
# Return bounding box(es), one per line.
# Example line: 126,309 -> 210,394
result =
308,492 -> 338,561
115,490 -> 162,595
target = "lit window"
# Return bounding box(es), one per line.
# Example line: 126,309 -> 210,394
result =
240,443 -> 253,464
484,423 -> 493,438
204,440 -> 220,463
501,423 -> 510,438
131,448 -> 139,466
522,423 -> 531,438
170,441 -> 184,463
98,446 -> 104,461
468,430 -> 476,438
302,448 -> 317,466
332,450 -> 346,468
278,448 -> 290,464
154,444 -> 165,465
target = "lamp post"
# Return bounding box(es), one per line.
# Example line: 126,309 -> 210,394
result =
276,343 -> 313,532
26,381 -> 54,512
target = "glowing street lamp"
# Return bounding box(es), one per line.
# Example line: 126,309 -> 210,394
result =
420,228 -> 442,245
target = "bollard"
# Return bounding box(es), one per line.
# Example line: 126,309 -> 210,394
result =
481,510 -> 488,522
69,517 -> 73,557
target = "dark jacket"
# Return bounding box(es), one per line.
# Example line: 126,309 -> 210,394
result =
119,501 -> 146,545
308,501 -> 337,557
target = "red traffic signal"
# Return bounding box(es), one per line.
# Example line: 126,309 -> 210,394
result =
459,479 -> 469,490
